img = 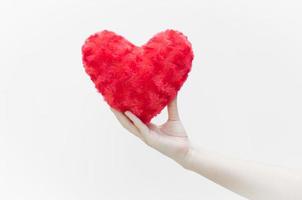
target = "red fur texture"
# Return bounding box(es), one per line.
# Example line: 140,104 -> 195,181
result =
82,30 -> 193,123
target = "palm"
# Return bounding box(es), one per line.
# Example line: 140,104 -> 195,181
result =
147,120 -> 190,162
111,96 -> 190,164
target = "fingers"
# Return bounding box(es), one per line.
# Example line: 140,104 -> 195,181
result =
167,95 -> 180,121
124,111 -> 150,137
110,108 -> 142,139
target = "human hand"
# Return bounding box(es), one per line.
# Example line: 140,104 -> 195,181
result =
111,96 -> 191,166
112,96 -> 302,200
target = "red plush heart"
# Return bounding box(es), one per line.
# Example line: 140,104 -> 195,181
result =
82,30 -> 193,123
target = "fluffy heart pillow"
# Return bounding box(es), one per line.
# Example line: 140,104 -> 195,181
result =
82,29 -> 193,123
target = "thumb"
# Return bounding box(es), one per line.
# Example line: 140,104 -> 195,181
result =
167,95 -> 180,121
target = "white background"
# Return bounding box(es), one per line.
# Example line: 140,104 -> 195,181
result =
1,0 -> 302,199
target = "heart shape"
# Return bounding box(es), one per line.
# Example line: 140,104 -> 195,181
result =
82,30 -> 193,123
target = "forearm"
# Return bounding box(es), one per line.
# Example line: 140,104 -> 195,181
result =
181,146 -> 302,200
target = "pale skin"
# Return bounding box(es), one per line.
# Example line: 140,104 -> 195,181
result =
111,96 -> 302,200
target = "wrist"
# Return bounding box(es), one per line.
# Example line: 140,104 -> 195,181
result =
178,146 -> 196,170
